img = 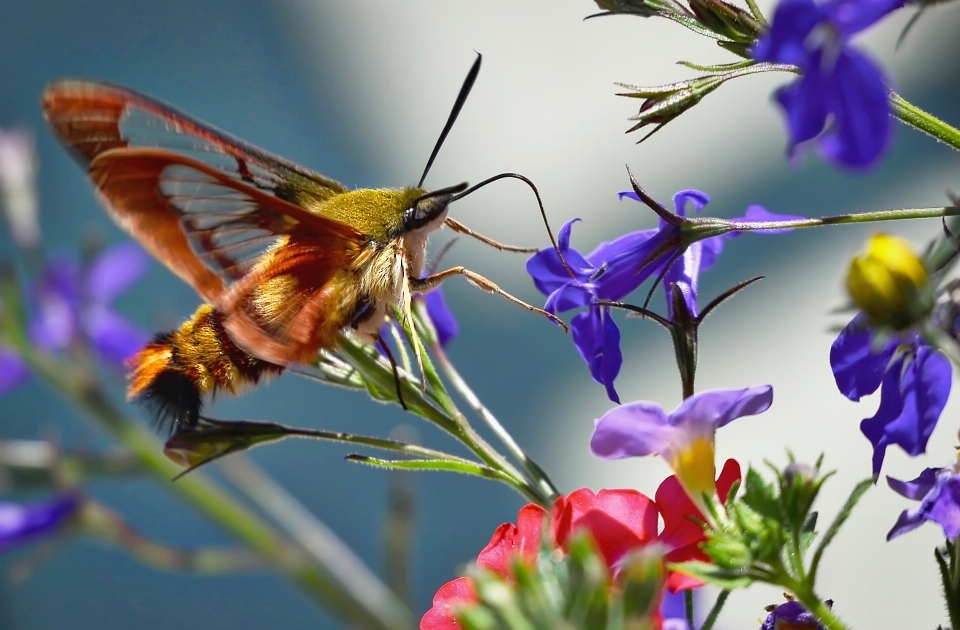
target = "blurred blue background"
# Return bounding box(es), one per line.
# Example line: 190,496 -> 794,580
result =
1,1 -> 959,629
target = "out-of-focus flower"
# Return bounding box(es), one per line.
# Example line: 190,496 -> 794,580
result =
0,243 -> 150,397
32,242 -> 150,366
831,234 -> 951,474
591,386 -> 771,514
424,288 -> 458,347
421,465 -> 741,629
0,494 -> 79,552
832,322 -> 951,475
887,465 -> 960,540
0,128 -> 40,250
752,0 -> 904,168
761,599 -> 830,630
846,234 -> 932,330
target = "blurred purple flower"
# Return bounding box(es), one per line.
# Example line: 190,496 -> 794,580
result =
830,317 -> 951,474
0,494 -> 79,552
660,590 -> 692,630
0,242 -> 149,397
753,0 -> 904,169
887,466 -> 960,540
760,600 -> 829,629
33,242 -> 150,365
424,288 -> 458,347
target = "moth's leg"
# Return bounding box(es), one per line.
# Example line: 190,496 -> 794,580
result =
375,333 -> 408,411
411,266 -> 568,332
444,218 -> 538,253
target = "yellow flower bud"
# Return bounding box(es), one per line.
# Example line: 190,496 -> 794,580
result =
846,234 -> 931,329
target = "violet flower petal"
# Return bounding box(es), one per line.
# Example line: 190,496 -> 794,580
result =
671,385 -> 774,431
591,400 -> 672,459
830,316 -> 897,400
887,469 -> 960,540
0,348 -> 30,395
0,495 -> 79,552
752,0 -> 824,67
83,305 -> 150,366
817,48 -> 892,168
425,288 -> 458,347
572,306 -> 622,403
861,347 -> 952,475
887,467 -> 938,501
85,242 -> 149,303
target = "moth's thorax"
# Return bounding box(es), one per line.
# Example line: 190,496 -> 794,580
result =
311,187 -> 425,243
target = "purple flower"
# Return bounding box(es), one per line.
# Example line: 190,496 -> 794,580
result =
424,288 -> 458,347
36,242 -> 149,365
0,242 -> 149,397
830,317 -> 951,475
528,187 -> 803,403
591,386 -> 773,513
887,466 -> 960,540
753,0 -> 903,168
760,600 -> 829,630
0,494 -> 79,552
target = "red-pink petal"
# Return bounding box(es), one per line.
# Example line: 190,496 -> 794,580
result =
420,577 -> 476,630
477,504 -> 546,574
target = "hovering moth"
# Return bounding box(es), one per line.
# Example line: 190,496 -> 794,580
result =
43,55 -> 561,432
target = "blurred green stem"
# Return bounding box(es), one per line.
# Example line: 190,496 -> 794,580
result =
891,91 -> 960,153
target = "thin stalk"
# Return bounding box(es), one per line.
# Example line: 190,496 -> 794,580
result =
216,454 -> 413,627
891,91 -> 960,153
684,589 -> 695,625
700,590 -> 729,630
338,340 -> 545,504
706,205 -> 960,235
432,343 -> 560,502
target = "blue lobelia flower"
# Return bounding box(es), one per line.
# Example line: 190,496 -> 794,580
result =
887,465 -> 960,540
0,242 -> 150,396
0,494 -> 79,552
760,600 -> 830,629
528,186 -> 801,403
830,317 -> 951,475
753,0 -> 904,169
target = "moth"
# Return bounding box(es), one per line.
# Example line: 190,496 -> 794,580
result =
43,55 -> 562,432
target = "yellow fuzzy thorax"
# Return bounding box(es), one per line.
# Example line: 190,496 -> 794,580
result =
310,187 -> 427,242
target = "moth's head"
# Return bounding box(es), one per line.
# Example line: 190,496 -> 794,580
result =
403,182 -> 468,233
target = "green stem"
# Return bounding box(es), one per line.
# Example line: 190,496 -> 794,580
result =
684,589 -> 695,625
20,348 -> 412,630
890,91 -> 960,153
432,343 -> 559,503
705,205 -> 960,235
338,339 -> 546,504
791,587 -> 851,630
700,590 -> 729,630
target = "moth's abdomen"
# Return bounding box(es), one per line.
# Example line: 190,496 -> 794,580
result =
127,304 -> 284,432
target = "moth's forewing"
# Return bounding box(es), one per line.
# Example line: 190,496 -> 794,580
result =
43,81 -> 370,365
42,80 -> 348,203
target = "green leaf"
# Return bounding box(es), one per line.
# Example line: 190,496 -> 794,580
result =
669,560 -> 753,590
742,466 -> 781,520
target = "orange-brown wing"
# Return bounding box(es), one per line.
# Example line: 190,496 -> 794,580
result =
42,79 -> 348,204
88,147 -> 366,365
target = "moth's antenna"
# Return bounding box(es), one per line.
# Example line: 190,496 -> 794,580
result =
418,52 -> 482,188
451,172 -> 575,277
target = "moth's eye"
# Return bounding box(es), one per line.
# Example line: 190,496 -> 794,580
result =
403,194 -> 451,232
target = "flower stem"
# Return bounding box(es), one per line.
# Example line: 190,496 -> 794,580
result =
700,590 -> 729,630
890,91 -> 960,153
791,585 -> 850,630
432,342 -> 560,503
713,205 -> 960,234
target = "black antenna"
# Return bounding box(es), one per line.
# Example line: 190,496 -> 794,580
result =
451,172 -> 574,278
418,52 -> 482,188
